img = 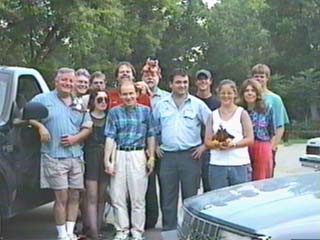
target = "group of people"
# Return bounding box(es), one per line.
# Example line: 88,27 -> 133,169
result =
29,59 -> 289,240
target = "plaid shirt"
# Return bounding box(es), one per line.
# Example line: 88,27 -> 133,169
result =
104,104 -> 155,148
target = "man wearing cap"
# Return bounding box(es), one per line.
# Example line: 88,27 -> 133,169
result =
141,57 -> 170,229
30,67 -> 92,240
104,80 -> 156,240
194,69 -> 220,192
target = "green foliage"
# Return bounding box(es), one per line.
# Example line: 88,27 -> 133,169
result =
0,0 -> 319,123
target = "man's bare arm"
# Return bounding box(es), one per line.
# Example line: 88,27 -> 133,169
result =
29,119 -> 51,143
271,127 -> 284,151
104,137 -> 116,176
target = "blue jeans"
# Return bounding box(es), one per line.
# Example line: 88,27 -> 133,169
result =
208,164 -> 252,190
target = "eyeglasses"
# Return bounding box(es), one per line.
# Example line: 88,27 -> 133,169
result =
96,97 -> 108,104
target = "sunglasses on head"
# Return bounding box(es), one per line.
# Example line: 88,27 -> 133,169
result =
96,96 -> 108,104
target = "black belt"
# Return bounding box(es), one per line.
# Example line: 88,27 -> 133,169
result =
117,146 -> 144,151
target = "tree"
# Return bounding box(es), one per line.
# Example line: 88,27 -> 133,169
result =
204,0 -> 274,82
261,0 -> 320,76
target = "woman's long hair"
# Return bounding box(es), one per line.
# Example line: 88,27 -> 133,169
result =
238,78 -> 266,113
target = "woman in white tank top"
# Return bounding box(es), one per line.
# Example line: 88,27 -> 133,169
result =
204,79 -> 254,190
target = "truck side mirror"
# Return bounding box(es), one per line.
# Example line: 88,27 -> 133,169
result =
22,102 -> 48,120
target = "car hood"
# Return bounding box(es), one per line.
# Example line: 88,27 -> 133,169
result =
184,173 -> 320,236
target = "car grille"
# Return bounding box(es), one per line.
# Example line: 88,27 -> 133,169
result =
306,146 -> 320,155
178,207 -> 267,240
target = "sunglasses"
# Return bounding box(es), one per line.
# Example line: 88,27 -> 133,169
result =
96,97 -> 108,104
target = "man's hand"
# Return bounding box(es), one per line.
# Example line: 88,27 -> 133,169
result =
135,81 -> 152,95
105,163 -> 116,176
146,157 -> 155,176
39,126 -> 51,143
191,145 -> 207,160
156,146 -> 164,158
60,135 -> 78,147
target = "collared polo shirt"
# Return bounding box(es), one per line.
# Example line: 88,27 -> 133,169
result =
151,87 -> 170,109
153,94 -> 211,151
31,90 -> 92,158
104,104 -> 156,148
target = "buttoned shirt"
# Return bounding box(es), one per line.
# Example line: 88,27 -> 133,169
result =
31,90 -> 92,158
153,94 -> 211,151
104,104 -> 156,148
151,87 -> 170,109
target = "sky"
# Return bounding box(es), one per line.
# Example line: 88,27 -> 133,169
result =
203,0 -> 220,8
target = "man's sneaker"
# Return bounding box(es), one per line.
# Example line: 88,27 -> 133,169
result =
57,236 -> 69,240
68,234 -> 79,240
131,231 -> 144,240
113,231 -> 129,240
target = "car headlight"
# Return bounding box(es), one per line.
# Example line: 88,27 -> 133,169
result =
219,229 -> 252,240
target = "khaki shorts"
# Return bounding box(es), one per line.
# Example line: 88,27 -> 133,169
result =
40,154 -> 84,190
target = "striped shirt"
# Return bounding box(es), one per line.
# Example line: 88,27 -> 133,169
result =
104,104 -> 156,148
31,90 -> 92,158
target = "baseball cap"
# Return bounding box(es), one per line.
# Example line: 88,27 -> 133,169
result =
196,69 -> 212,79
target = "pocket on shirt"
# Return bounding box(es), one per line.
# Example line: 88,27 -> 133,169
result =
69,109 -> 84,127
160,110 -> 175,125
183,110 -> 197,127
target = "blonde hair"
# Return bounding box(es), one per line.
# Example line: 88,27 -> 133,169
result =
217,79 -> 238,103
251,64 -> 271,79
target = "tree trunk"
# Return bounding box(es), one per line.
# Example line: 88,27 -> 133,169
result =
310,103 -> 320,121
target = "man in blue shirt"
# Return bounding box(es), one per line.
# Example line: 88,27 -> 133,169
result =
104,81 -> 156,240
141,57 -> 170,229
30,67 -> 92,240
153,68 -> 211,231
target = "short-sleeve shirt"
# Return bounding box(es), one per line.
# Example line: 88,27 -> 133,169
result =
104,104 -> 155,148
153,94 -> 211,151
264,92 -> 289,128
248,106 -> 275,142
151,87 -> 170,109
31,90 -> 92,158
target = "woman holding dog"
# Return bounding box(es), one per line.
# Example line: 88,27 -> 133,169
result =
204,79 -> 254,190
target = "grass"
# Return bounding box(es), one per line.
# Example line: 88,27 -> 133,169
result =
283,138 -> 308,146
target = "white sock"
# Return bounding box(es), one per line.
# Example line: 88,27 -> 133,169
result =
66,221 -> 76,235
56,224 -> 67,238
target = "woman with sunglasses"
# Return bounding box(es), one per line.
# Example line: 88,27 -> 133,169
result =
83,90 -> 109,239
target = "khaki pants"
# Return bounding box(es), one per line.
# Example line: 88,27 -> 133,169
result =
110,150 -> 148,233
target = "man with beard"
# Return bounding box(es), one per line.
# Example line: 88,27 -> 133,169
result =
141,58 -> 170,229
108,62 -> 151,108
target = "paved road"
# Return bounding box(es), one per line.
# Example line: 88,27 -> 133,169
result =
2,143 -> 314,240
